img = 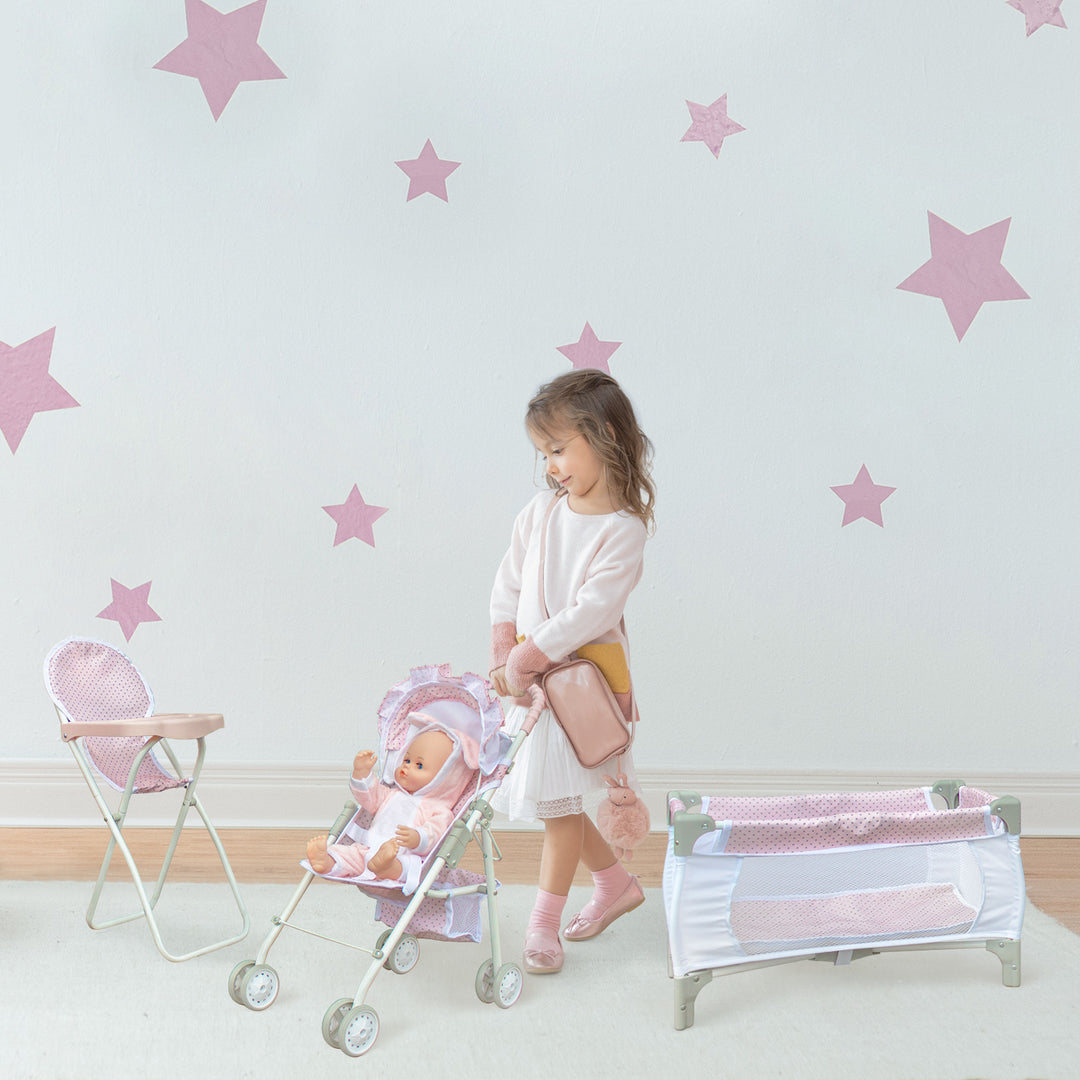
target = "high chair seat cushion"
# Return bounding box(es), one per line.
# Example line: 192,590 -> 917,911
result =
60,712 -> 224,742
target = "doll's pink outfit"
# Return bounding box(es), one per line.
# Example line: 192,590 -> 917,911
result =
317,712 -> 479,894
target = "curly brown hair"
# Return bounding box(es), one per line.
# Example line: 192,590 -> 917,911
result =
525,370 -> 655,531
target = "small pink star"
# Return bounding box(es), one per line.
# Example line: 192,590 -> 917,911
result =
154,0 -> 286,121
97,580 -> 163,641
323,485 -> 388,547
1007,0 -> 1067,35
395,140 -> 461,202
556,323 -> 622,374
897,213 -> 1029,341
831,465 -> 896,528
681,94 -> 746,158
0,328 -> 79,453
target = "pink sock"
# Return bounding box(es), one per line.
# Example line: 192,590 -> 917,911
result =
581,861 -> 631,918
528,889 -> 567,938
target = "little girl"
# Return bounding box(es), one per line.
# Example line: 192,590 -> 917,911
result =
488,369 -> 655,975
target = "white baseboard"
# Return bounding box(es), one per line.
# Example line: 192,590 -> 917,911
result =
1,760 -> 1077,835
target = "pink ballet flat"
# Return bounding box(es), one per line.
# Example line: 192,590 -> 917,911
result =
563,876 -> 645,941
523,928 -> 563,974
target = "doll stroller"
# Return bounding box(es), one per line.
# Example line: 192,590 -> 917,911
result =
228,664 -> 544,1057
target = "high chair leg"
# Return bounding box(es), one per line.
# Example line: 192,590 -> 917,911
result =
70,736 -> 249,962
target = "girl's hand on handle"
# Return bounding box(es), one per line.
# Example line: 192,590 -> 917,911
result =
490,666 -> 522,698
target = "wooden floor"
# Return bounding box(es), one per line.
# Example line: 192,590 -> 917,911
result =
2,829 -> 1077,935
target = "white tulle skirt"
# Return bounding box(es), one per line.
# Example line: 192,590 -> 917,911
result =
490,703 -> 637,822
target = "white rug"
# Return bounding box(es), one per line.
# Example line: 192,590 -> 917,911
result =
1,880 -> 1077,1080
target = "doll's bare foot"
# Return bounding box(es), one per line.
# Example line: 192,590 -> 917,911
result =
306,835 -> 335,874
367,838 -> 402,880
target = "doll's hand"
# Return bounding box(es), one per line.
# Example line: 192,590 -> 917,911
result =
490,666 -> 522,698
352,750 -> 377,779
395,826 -> 421,850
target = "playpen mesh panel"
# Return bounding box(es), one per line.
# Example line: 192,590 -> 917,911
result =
728,841 -> 981,954
47,639 -> 183,793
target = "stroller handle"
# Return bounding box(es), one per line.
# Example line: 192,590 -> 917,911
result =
519,684 -> 546,734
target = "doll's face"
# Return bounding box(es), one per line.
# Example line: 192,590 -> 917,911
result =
395,730 -> 453,794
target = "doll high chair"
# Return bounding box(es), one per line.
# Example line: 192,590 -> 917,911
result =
43,636 -> 249,961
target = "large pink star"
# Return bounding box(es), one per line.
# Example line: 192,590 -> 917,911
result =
97,580 -> 163,641
323,485 -> 388,547
831,465 -> 896,528
1007,0 -> 1067,35
681,95 -> 746,158
897,213 -> 1029,341
556,323 -> 622,374
0,328 -> 79,453
395,140 -> 461,202
154,0 -> 286,121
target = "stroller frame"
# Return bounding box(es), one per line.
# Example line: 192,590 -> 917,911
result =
228,670 -> 544,1058
44,637 -> 249,962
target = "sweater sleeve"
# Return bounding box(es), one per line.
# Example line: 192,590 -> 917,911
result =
506,517 -> 646,688
489,500 -> 533,628
535,519 -> 645,660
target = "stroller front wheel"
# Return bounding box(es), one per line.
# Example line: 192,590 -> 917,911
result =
239,964 -> 280,1011
321,998 -> 353,1048
227,960 -> 254,1004
339,1005 -> 380,1057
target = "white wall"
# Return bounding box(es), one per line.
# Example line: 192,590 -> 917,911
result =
3,1 -> 1078,827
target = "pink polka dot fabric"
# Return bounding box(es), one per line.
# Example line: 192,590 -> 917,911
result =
45,637 -> 184,794
669,788 -> 997,854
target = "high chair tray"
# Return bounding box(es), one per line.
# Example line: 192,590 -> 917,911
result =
60,712 -> 224,741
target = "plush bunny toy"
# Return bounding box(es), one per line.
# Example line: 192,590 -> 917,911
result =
597,772 -> 650,860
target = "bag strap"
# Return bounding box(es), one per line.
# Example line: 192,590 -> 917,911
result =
536,493 -> 640,747
535,491 -> 562,624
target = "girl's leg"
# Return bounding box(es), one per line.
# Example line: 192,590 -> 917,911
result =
563,814 -> 644,941
524,814 -> 583,975
538,813 -> 584,893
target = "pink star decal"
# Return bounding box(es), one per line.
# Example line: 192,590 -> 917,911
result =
0,328 -> 79,453
154,0 -> 286,121
556,323 -> 622,374
681,95 -> 745,158
831,465 -> 896,528
1007,0 -> 1067,35
897,213 -> 1029,341
323,485 -> 388,547
97,580 -> 163,641
395,140 -> 461,202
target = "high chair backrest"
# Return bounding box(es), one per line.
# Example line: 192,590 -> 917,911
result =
45,637 -> 185,793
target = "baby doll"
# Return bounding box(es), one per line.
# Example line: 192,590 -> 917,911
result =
306,712 -> 478,892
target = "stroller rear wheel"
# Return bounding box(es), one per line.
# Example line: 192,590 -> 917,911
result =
381,932 -> 420,974
475,960 -> 496,1003
321,998 -> 353,1048
494,963 -> 523,1009
339,1005 -> 380,1057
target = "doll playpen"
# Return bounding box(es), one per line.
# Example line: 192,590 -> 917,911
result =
664,781 -> 1025,1030
228,665 -> 544,1058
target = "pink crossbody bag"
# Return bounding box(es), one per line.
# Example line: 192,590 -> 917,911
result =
536,494 -> 636,769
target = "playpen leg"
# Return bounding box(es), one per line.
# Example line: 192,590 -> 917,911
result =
986,939 -> 1021,987
674,971 -> 712,1031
